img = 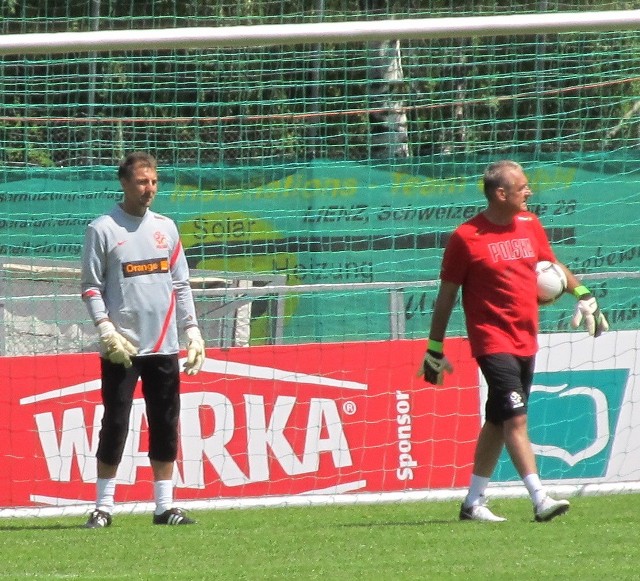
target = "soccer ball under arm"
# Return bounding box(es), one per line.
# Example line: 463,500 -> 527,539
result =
536,261 -> 568,305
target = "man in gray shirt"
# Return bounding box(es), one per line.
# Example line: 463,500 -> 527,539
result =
81,151 -> 204,528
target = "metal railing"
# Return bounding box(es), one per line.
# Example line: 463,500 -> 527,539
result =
1,257 -> 637,355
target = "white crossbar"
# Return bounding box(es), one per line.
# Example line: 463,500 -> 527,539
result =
0,10 -> 639,56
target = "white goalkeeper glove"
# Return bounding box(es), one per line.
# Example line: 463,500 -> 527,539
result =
419,340 -> 453,386
571,286 -> 609,338
97,321 -> 138,368
184,327 -> 205,376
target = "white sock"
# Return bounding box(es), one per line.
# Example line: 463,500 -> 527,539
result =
523,473 -> 546,506
464,474 -> 491,507
154,480 -> 174,515
96,477 -> 116,514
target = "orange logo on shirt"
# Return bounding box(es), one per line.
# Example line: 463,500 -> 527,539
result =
122,258 -> 169,277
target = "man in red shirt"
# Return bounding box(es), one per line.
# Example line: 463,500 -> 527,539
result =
423,160 -> 608,522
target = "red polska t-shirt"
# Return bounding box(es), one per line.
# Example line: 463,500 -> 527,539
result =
441,211 -> 556,358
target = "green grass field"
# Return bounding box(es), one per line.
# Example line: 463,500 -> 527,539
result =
1,494 -> 638,580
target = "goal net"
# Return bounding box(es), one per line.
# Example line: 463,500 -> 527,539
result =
2,2 -> 640,516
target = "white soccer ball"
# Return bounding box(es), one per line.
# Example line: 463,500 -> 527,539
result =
536,261 -> 567,305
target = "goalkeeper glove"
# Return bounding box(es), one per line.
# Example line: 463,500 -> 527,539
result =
183,326 -> 205,376
571,286 -> 609,338
420,340 -> 453,385
97,321 -> 138,368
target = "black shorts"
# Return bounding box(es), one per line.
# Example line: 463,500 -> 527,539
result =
477,353 -> 535,425
97,354 -> 181,466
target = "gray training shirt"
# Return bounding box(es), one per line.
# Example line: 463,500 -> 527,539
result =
81,204 -> 198,356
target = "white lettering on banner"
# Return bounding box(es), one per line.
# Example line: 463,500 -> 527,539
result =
182,393 -> 353,487
36,401 -> 158,485
179,392 -> 246,488
35,406 -> 102,482
35,391 -> 353,489
395,390 -> 416,481
487,238 -> 535,262
246,394 -> 351,479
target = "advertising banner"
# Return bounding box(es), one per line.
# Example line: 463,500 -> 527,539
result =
493,331 -> 640,483
1,331 -> 638,511
2,158 -> 640,347
0,339 -> 479,509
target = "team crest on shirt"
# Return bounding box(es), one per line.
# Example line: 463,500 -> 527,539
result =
509,391 -> 525,409
154,231 -> 168,249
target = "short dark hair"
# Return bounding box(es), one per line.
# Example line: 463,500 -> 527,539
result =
483,160 -> 523,199
117,152 -> 157,181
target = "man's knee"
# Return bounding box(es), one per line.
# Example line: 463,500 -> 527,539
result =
504,412 -> 528,430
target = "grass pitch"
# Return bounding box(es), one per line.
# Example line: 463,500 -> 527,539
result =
1,493 -> 638,580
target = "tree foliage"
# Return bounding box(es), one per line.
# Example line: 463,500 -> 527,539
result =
0,1 -> 638,166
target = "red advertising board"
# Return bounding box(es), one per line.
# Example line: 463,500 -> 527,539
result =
0,339 -> 481,509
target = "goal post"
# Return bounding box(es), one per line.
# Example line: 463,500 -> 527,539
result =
1,10 -> 640,55
2,6 -> 640,516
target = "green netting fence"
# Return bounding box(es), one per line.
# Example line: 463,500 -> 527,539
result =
1,1 -> 640,353
2,1 -> 640,165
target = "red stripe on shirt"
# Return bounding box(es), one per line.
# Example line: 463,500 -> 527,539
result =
152,290 -> 176,352
81,289 -> 101,299
169,240 -> 182,268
